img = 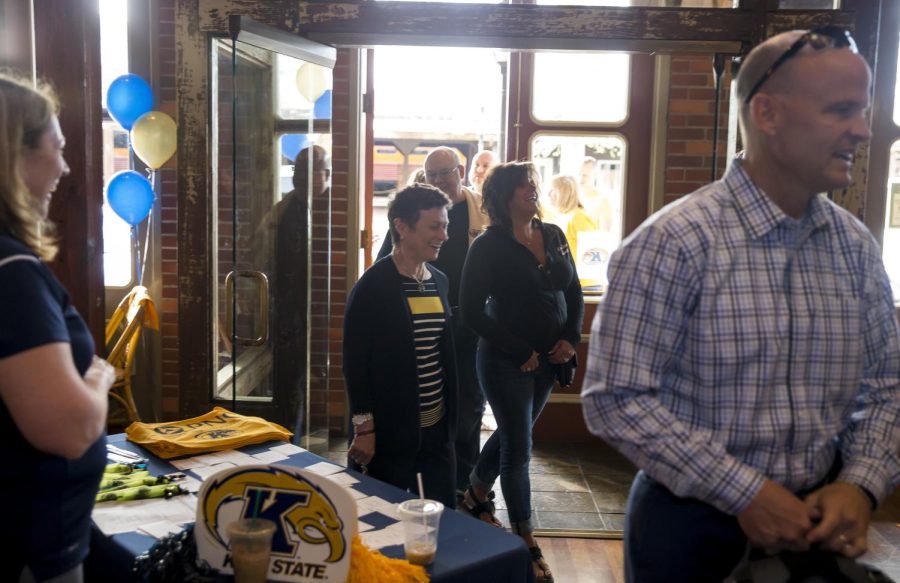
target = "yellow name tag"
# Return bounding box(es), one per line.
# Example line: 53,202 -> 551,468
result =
407,296 -> 444,315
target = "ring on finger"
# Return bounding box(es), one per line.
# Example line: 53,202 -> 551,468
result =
839,534 -> 849,545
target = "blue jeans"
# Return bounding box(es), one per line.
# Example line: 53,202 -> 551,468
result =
470,345 -> 555,534
625,471 -> 747,583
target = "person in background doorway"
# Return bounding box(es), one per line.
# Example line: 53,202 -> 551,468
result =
545,174 -> 597,261
406,167 -> 426,186
582,28 -> 899,582
0,73 -> 116,583
253,145 -> 331,437
460,161 -> 584,583
469,149 -> 499,193
579,156 -> 614,233
344,184 -> 457,507
378,146 -> 490,505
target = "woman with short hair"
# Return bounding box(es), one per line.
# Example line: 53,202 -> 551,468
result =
344,184 -> 458,507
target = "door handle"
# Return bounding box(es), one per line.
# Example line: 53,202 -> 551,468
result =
224,270 -> 270,346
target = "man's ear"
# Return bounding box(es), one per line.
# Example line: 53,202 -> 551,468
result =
749,93 -> 781,137
457,165 -> 465,179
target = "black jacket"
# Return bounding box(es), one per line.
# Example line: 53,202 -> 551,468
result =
342,257 -> 458,473
460,221 -> 584,365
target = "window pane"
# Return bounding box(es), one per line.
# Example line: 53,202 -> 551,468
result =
99,0 -> 128,110
531,134 -> 625,292
532,52 -> 630,124
276,54 -> 332,120
102,121 -> 134,287
884,141 -> 900,302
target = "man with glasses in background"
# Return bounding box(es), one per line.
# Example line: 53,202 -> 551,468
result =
582,28 -> 899,582
379,146 -> 491,505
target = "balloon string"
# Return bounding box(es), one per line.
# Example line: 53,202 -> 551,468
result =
133,224 -> 142,286
139,170 -> 155,286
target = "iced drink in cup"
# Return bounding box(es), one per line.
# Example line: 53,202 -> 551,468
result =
397,499 -> 444,566
226,518 -> 277,583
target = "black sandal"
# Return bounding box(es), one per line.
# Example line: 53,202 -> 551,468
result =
529,545 -> 554,583
462,486 -> 503,528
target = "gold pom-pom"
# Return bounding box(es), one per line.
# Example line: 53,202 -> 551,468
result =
349,534 -> 430,582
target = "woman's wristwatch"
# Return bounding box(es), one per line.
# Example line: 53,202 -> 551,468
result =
351,412 -> 374,427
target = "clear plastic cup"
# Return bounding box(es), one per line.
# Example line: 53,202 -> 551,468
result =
397,499 -> 444,566
226,518 -> 277,583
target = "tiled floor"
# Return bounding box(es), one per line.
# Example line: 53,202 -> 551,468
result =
484,437 -> 635,534
322,425 -> 637,535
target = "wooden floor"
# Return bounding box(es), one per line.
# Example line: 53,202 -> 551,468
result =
537,536 -> 625,583
536,515 -> 900,583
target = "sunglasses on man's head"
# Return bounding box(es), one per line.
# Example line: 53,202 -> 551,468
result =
742,26 -> 857,105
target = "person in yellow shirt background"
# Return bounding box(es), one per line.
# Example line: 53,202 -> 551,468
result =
546,174 -> 597,262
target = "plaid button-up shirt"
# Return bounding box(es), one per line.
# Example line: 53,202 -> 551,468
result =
582,158 -> 900,515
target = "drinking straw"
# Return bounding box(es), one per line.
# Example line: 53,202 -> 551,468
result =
252,488 -> 263,520
416,472 -> 427,531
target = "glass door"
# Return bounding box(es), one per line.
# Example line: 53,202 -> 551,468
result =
211,16 -> 336,450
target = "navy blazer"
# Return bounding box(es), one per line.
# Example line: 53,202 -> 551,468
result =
342,257 -> 459,476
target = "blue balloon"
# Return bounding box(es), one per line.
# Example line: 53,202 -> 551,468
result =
313,90 -> 332,119
106,170 -> 154,226
281,134 -> 309,163
107,74 -> 154,130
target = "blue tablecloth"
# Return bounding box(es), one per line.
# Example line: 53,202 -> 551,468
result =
100,434 -> 534,583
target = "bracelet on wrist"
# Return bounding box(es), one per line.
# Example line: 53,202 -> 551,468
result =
352,412 -> 374,427
355,429 -> 375,437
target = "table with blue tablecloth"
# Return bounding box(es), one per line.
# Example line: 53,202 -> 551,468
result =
94,434 -> 534,583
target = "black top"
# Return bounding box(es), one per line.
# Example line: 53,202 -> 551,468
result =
0,235 -> 106,580
401,279 -> 447,427
376,200 -> 470,307
343,257 -> 458,475
459,221 -> 584,365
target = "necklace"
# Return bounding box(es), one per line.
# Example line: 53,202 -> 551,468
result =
392,254 -> 427,292
411,268 -> 426,293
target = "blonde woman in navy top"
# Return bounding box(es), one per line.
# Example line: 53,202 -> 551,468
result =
0,73 -> 115,582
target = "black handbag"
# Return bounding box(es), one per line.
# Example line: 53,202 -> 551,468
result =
728,548 -> 896,583
555,353 -> 577,388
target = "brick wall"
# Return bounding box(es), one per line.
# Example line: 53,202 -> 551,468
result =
664,54 -> 732,206
320,50 -> 352,435
158,0 -> 180,418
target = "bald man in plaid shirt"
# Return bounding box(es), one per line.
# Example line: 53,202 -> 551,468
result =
582,28 -> 900,583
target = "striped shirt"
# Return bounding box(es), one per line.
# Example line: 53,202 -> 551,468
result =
403,278 -> 447,428
582,158 -> 900,516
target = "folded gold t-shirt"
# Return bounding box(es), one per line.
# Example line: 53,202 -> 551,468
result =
126,407 -> 293,459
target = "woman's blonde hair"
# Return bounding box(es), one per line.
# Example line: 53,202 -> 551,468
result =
548,174 -> 581,214
0,72 -> 59,260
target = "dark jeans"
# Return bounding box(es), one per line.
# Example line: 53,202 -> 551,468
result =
470,345 -> 555,534
452,313 -> 485,493
625,471 -> 748,583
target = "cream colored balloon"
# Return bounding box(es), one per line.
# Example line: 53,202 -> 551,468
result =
295,63 -> 331,103
131,111 -> 177,170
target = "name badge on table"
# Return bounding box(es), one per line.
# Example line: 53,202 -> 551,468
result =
195,464 -> 356,582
